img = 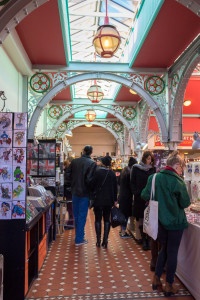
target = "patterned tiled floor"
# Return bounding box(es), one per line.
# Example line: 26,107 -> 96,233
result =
26,211 -> 194,300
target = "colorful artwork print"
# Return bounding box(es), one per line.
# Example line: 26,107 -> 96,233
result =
14,113 -> 27,129
0,113 -> 12,130
0,183 -> 12,200
39,160 -> 55,176
13,166 -> 25,182
13,130 -> 27,147
0,148 -> 12,164
13,182 -> 25,200
39,143 -> 55,159
13,148 -> 26,165
0,201 -> 11,219
27,142 -> 38,159
0,130 -> 12,147
12,201 -> 25,219
0,165 -> 12,183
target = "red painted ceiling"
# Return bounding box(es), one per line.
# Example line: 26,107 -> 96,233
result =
53,87 -> 71,101
132,0 -> 200,68
16,0 -> 66,65
115,86 -> 142,102
183,78 -> 200,114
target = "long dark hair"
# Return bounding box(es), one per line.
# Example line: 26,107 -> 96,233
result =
141,151 -> 155,167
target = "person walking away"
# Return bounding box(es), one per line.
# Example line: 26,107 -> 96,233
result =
66,145 -> 96,246
130,151 -> 156,250
141,151 -> 190,296
63,157 -> 74,229
91,155 -> 117,248
119,157 -> 137,238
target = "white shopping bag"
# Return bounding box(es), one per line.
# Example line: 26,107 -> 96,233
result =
143,174 -> 158,240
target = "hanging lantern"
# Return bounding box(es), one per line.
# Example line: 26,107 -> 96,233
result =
93,0 -> 121,58
85,110 -> 96,122
87,82 -> 104,103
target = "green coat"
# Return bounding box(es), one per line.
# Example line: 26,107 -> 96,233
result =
141,169 -> 191,230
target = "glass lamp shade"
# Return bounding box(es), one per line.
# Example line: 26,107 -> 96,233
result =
184,100 -> 191,106
85,110 -> 96,122
129,89 -> 137,95
85,124 -> 93,127
93,24 -> 121,58
87,84 -> 104,103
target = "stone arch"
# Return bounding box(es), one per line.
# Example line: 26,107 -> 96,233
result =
0,0 -> 48,45
58,121 -> 124,155
170,50 -> 200,142
48,104 -> 137,150
28,72 -> 168,143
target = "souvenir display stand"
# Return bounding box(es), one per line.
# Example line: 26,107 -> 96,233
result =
0,112 -> 27,300
26,140 -> 57,295
176,156 -> 200,299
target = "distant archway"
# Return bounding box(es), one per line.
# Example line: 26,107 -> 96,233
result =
59,121 -> 124,155
28,72 -> 168,144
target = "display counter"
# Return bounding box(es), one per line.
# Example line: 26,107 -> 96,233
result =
176,222 -> 200,299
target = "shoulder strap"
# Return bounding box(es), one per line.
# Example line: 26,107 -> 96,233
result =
150,174 -> 157,200
99,169 -> 110,191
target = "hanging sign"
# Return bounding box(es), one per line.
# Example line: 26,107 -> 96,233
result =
154,135 -> 194,148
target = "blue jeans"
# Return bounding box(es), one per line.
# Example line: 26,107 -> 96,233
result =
72,195 -> 89,243
155,223 -> 183,284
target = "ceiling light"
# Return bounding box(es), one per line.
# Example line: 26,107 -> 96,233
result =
184,100 -> 191,106
65,130 -> 73,137
85,110 -> 96,122
87,82 -> 104,103
85,124 -> 93,127
129,89 -> 137,95
93,0 -> 121,58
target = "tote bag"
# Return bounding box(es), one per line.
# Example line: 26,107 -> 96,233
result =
143,174 -> 158,240
111,206 -> 126,228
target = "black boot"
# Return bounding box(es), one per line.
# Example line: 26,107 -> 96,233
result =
146,235 -> 151,250
95,221 -> 101,247
102,222 -> 110,249
139,225 -> 147,251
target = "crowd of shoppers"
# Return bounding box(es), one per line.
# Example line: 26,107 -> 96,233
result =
64,146 -> 190,297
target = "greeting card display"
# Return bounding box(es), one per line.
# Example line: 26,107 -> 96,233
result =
0,130 -> 12,147
0,201 -> 11,219
13,182 -> 25,201
13,130 -> 27,148
14,113 -> 27,129
0,166 -> 12,183
0,113 -> 12,130
0,183 -> 12,201
185,163 -> 193,180
12,200 -> 25,219
13,148 -> 26,165
0,148 -> 12,164
13,166 -> 26,183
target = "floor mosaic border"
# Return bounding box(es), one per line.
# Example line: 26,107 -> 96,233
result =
26,289 -> 191,300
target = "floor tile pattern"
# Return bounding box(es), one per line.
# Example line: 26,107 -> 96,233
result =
26,211 -> 194,300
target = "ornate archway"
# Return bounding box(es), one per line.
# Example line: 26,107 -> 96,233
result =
48,104 -> 137,149
170,47 -> 200,143
57,121 -> 124,155
0,0 -> 48,45
28,72 -> 168,144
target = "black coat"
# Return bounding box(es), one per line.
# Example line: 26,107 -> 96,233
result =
119,167 -> 132,218
91,167 -> 117,207
64,167 -> 72,200
66,155 -> 96,197
130,165 -> 156,220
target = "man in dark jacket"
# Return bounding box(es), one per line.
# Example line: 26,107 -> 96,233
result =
66,145 -> 96,245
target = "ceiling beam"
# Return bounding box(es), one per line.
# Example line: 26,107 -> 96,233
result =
49,99 -> 139,105
33,62 -> 167,74
63,118 -> 118,121
69,11 -> 134,18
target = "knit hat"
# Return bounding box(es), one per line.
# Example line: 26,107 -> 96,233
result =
128,157 -> 137,167
101,155 -> 112,167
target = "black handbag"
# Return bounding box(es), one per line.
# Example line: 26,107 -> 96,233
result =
89,169 -> 110,209
111,206 -> 126,228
